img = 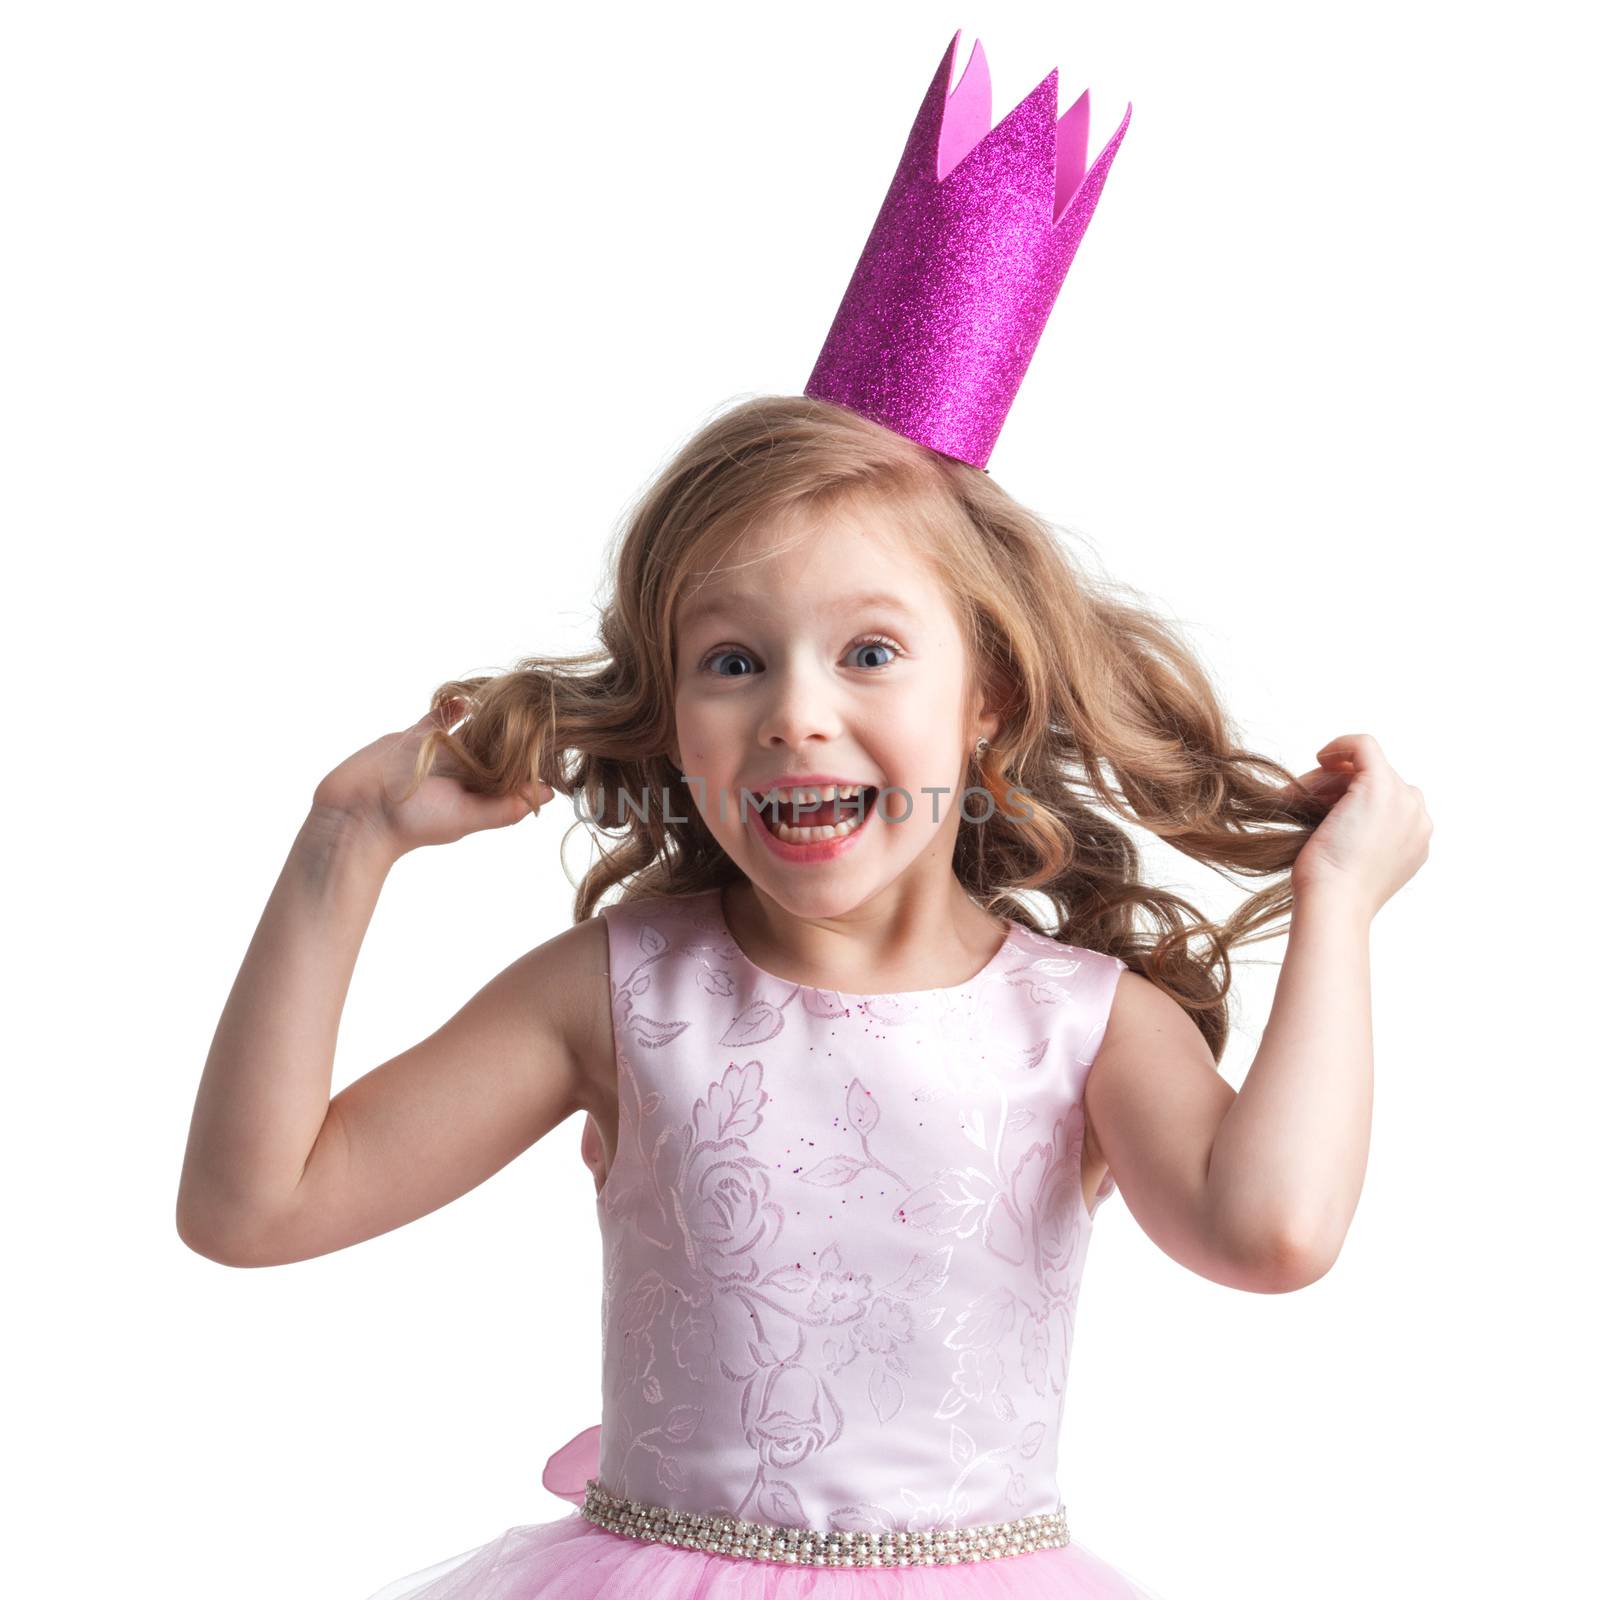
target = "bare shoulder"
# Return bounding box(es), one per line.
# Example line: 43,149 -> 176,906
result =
1087,968 -> 1229,1134
543,912 -> 623,1190
530,913 -> 615,1104
1083,968 -> 1248,1284
1098,967 -> 1219,1064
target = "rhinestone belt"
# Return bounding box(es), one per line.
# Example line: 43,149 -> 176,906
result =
578,1477 -> 1070,1567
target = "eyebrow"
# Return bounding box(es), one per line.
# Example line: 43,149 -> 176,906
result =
678,589 -> 920,631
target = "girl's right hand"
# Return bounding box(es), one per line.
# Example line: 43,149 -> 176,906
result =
311,697 -> 554,856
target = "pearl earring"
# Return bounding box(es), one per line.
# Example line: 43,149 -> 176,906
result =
974,737 -> 991,756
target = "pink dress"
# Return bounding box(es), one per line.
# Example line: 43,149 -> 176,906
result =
363,886 -> 1164,1599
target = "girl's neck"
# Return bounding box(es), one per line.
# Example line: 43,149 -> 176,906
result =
721,877 -> 1009,995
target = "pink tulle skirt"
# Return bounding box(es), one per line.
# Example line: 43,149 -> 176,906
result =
360,1512 -> 1168,1600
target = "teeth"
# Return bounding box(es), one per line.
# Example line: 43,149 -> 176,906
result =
764,782 -> 868,803
770,811 -> 867,843
749,781 -> 877,845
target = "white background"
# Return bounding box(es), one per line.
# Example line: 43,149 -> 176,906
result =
5,3 -> 1595,1597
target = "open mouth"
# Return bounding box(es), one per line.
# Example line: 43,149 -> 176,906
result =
754,786 -> 879,844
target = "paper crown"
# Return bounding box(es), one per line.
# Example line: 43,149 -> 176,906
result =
803,30 -> 1132,471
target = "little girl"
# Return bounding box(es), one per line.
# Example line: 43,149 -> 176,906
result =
178,29 -> 1429,1600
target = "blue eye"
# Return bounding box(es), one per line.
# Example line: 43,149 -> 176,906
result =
699,634 -> 903,676
849,635 -> 901,670
704,648 -> 757,677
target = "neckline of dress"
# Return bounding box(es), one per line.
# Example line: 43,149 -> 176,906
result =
710,884 -> 1018,1002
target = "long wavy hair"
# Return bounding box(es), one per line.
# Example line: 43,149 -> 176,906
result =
402,394 -> 1328,1062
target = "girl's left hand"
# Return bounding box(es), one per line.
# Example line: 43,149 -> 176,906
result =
1286,733 -> 1432,919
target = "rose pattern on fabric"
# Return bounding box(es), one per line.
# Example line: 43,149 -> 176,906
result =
589,889 -> 1127,1534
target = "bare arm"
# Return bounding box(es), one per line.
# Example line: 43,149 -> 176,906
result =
176,808 -> 608,1267
1086,890 -> 1370,1295
175,806 -> 399,1259
175,702 -> 595,1267
1083,734 -> 1430,1294
1201,886 -> 1372,1280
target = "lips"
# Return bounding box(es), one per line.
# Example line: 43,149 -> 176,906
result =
747,785 -> 878,865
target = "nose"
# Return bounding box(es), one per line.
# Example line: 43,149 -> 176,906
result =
756,654 -> 846,752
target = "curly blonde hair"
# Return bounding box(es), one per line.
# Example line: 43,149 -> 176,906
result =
403,394 -> 1327,1062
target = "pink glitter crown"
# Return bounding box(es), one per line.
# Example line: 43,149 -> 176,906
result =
804,29 -> 1132,471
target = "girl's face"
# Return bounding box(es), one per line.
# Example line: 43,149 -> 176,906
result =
672,502 -> 997,919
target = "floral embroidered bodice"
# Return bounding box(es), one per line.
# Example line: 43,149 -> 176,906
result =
573,886 -> 1128,1538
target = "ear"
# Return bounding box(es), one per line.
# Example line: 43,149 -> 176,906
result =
969,665 -> 1006,749
969,693 -> 1001,749
966,668 -> 1017,755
